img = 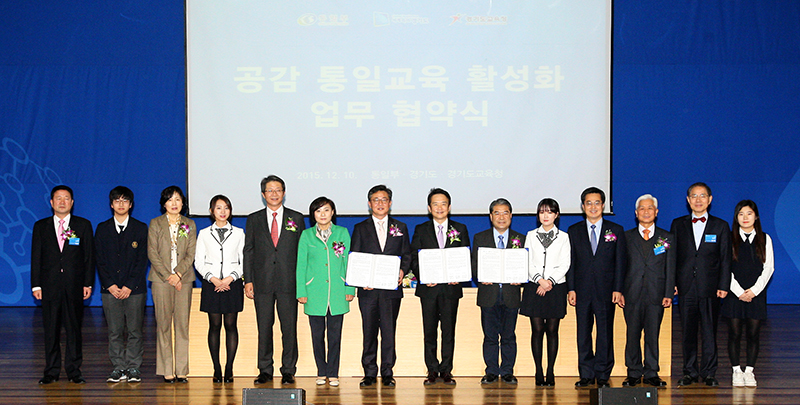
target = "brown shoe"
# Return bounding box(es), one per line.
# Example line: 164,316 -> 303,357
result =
424,371 -> 438,385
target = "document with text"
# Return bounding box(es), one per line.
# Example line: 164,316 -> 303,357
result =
477,247 -> 529,284
418,246 -> 472,284
346,251 -> 400,290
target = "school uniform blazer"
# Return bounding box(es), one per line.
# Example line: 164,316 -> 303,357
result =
670,214 -> 731,298
350,216 -> 412,299
147,215 -> 197,283
624,227 -> 676,306
296,225 -> 355,316
471,228 -> 526,308
524,226 -> 571,285
566,219 -> 627,299
95,217 -> 149,295
195,224 -> 244,282
31,215 -> 95,301
410,219 -> 470,300
243,207 -> 305,296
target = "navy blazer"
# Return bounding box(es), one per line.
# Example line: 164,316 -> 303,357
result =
624,226 -> 676,305
670,214 -> 731,298
31,215 -> 95,302
243,207 -> 306,296
95,217 -> 149,295
350,216 -> 412,299
566,219 -> 627,300
410,219 -> 470,299
471,228 -> 526,308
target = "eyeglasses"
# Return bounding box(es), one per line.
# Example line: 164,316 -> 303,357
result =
689,194 -> 708,199
371,198 -> 389,204
264,189 -> 284,194
492,211 -> 510,216
583,201 -> 603,207
113,198 -> 130,204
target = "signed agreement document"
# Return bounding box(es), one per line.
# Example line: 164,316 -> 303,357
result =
418,246 -> 472,284
477,247 -> 529,284
346,251 -> 400,290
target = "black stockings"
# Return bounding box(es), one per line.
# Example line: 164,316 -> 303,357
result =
208,313 -> 239,376
531,317 -> 560,376
727,317 -> 761,367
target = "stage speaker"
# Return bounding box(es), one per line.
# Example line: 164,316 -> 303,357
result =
590,387 -> 658,405
242,388 -> 306,405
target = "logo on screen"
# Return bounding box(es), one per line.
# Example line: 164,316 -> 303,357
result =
298,13 -> 317,26
298,13 -> 349,26
449,13 -> 508,26
374,12 -> 429,26
374,12 -> 390,26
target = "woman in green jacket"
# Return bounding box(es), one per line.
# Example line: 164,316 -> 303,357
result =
296,196 -> 354,387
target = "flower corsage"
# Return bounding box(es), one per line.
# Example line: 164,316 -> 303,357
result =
603,230 -> 617,242
389,224 -> 403,237
447,226 -> 461,243
332,241 -> 346,258
285,217 -> 298,232
177,223 -> 191,239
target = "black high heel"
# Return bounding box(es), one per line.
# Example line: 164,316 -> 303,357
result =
213,368 -> 223,383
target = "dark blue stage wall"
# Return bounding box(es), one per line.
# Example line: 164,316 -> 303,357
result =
1,1 -> 799,306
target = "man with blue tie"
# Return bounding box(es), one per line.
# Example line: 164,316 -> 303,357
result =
471,198 -> 526,385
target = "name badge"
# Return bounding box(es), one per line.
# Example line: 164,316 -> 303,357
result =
653,245 -> 666,256
704,234 -> 717,243
69,238 -> 80,246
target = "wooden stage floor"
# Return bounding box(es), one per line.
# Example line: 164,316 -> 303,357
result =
2,305 -> 799,404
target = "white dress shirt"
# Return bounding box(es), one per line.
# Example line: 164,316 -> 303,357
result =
115,215 -> 129,233
266,205 -> 285,238
692,213 -> 708,250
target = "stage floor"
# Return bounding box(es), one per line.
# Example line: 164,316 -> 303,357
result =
3,305 -> 799,404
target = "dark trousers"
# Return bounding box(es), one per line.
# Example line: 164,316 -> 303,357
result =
42,293 -> 84,379
480,293 -> 518,376
309,311 -> 344,378
679,285 -> 720,379
254,292 -> 298,376
623,300 -> 664,379
420,294 -> 460,374
575,295 -> 615,380
358,294 -> 401,378
102,293 -> 146,371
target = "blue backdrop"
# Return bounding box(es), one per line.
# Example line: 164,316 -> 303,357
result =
1,1 -> 799,306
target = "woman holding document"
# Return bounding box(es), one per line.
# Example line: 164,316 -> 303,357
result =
296,197 -> 354,387
521,198 -> 571,387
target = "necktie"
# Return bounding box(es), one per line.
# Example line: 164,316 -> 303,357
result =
590,224 -> 597,255
643,229 -> 650,241
744,232 -> 752,243
378,221 -> 387,251
497,235 -> 505,249
217,228 -> 228,241
538,230 -> 555,249
271,212 -> 279,246
437,225 -> 445,249
692,217 -> 706,223
118,225 -> 124,233
58,219 -> 65,251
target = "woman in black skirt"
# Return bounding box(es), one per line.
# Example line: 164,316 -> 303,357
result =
521,198 -> 571,386
194,195 -> 245,383
722,200 -> 774,388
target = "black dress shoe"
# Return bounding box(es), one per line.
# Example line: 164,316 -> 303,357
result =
441,372 -> 456,385
501,374 -> 518,385
481,373 -> 499,384
677,375 -> 696,386
575,377 -> 594,387
359,376 -> 377,387
163,377 -> 176,383
281,373 -> 295,384
254,373 -> 272,384
423,371 -> 438,386
622,377 -> 641,387
213,370 -> 223,383
382,377 -> 396,387
39,375 -> 58,385
69,376 -> 86,384
597,379 -> 610,387
644,376 -> 667,387
704,376 -> 719,387
224,377 -> 234,383
175,377 -> 189,383
545,372 -> 556,387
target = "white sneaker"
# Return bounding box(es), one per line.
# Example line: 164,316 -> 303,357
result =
329,378 -> 340,387
732,369 -> 745,387
743,371 -> 757,387
316,377 -> 327,385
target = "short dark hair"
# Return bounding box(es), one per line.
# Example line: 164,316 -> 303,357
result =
308,196 -> 336,227
368,184 -> 393,201
537,198 -> 561,227
427,188 -> 451,206
489,198 -> 512,214
687,182 -> 712,197
109,186 -> 134,207
209,194 -> 232,221
261,175 -> 286,193
159,185 -> 187,214
50,185 -> 73,200
580,187 -> 606,204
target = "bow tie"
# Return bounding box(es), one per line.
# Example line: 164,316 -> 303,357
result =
538,230 -> 554,239
692,217 -> 706,223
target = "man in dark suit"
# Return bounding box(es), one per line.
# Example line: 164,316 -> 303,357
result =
243,175 -> 306,385
567,187 -> 626,388
31,185 -> 94,384
622,194 -> 675,388
350,184 -> 412,388
670,182 -> 731,387
95,186 -> 149,383
471,198 -> 526,385
411,188 -> 470,386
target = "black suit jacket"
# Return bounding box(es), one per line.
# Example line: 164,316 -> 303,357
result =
567,219 -> 627,299
624,227 -> 676,306
31,216 -> 95,301
243,207 -> 306,296
669,214 -> 731,298
350,216 -> 412,299
410,219 -> 470,299
471,228 -> 526,308
95,217 -> 149,295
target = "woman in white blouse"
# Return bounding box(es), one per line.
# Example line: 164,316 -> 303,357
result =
521,198 -> 571,387
195,195 -> 245,383
722,200 -> 774,388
